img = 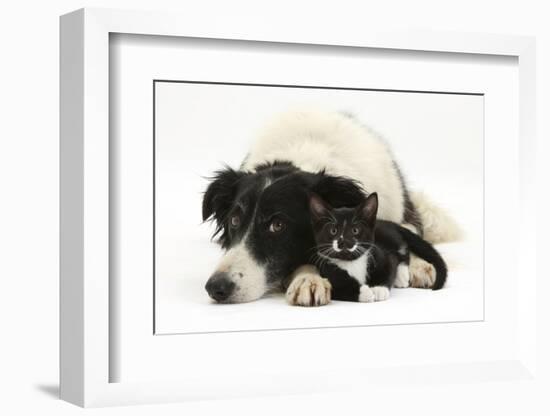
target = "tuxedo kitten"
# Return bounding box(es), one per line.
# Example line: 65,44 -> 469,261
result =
309,192 -> 447,303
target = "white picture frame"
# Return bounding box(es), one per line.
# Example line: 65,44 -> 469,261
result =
60,7 -> 538,407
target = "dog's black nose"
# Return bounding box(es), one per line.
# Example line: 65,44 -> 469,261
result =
205,272 -> 236,302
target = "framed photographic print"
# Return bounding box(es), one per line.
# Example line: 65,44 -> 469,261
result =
60,8 -> 539,407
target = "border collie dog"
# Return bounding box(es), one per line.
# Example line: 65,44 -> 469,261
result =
203,110 -> 460,305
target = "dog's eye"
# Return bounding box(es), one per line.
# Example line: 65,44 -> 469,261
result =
352,226 -> 361,235
230,215 -> 241,228
269,218 -> 285,233
329,226 -> 338,236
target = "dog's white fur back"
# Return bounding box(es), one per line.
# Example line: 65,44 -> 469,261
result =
243,110 -> 406,224
243,109 -> 460,244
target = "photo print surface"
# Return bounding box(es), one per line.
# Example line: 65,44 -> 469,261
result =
154,80 -> 483,334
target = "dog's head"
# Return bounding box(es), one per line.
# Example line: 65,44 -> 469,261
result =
202,161 -> 365,303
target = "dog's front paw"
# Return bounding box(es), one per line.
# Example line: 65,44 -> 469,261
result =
286,266 -> 331,306
409,256 -> 436,288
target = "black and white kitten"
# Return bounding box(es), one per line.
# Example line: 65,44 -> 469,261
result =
309,192 -> 447,303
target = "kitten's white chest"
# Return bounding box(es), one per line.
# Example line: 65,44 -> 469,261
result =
329,253 -> 369,285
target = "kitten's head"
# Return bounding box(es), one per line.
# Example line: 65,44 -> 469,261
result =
309,192 -> 378,261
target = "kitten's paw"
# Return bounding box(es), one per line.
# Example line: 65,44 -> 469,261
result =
371,286 -> 390,301
393,264 -> 410,288
286,266 -> 332,306
359,285 -> 375,303
409,256 -> 436,288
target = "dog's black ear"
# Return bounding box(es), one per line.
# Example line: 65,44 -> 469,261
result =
310,171 -> 366,208
202,167 -> 246,243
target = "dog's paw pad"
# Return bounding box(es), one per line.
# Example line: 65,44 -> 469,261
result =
410,258 -> 436,288
286,274 -> 331,306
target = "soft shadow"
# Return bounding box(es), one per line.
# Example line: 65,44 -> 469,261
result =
35,384 -> 59,399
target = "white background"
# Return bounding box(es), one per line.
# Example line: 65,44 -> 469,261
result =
1,1 -> 549,415
155,81 -> 484,334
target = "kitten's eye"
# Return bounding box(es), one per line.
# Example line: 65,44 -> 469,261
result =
352,226 -> 361,235
269,218 -> 285,233
329,226 -> 338,236
230,215 -> 241,228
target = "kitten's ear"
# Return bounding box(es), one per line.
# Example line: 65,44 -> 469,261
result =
309,193 -> 331,220
360,192 -> 378,224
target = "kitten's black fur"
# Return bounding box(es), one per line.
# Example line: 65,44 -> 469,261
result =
309,192 -> 447,303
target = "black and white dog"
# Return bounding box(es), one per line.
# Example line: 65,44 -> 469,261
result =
203,110 -> 460,305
